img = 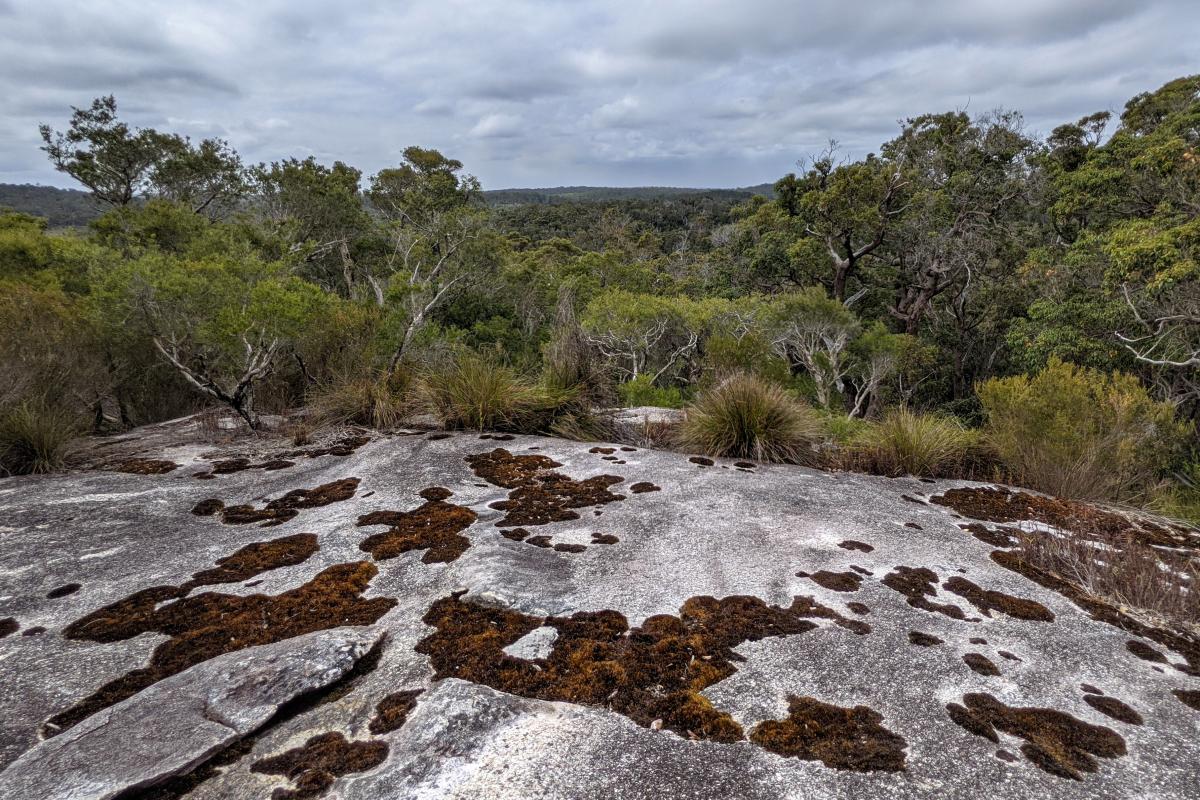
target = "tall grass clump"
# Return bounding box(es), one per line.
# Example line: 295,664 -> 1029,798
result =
307,369 -> 413,430
852,407 -> 978,478
676,373 -> 822,462
422,353 -> 576,433
978,359 -> 1187,501
0,400 -> 79,476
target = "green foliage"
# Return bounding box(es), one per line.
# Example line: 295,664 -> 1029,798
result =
617,375 -> 686,408
0,400 -> 79,476
421,353 -> 577,433
851,407 -> 979,478
677,372 -> 822,462
978,359 -> 1188,501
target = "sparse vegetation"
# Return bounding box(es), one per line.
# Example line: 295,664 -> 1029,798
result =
676,373 -> 822,462
420,354 -> 576,433
0,400 -> 79,475
848,407 -> 980,478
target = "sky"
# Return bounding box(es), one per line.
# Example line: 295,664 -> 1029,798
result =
0,0 -> 1195,190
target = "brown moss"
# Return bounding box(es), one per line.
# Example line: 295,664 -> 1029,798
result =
589,446 -> 616,454
1082,695 -> 1142,725
750,695 -> 907,772
191,498 -> 224,516
115,459 -> 178,475
47,561 -> 395,736
933,486 -> 1200,551
251,732 -> 388,799
999,651 -> 1021,661
22,626 -> 46,636
369,689 -> 423,734
960,523 -> 1019,548
970,637 -> 987,644
734,461 -> 756,469
416,591 -> 862,744
629,481 -> 660,493
591,533 -> 619,545
942,576 -> 1054,622
963,653 -> 1000,676
838,540 -> 874,553
946,692 -> 1126,780
0,617 -> 17,637
219,478 -> 361,526
1081,684 -> 1103,695
991,549 -> 1200,674
689,456 -> 714,466
526,535 -> 552,548
426,432 -> 452,441
184,533 -> 318,589
1173,689 -> 1200,710
554,543 -> 587,553
1126,640 -> 1167,663
846,601 -> 870,615
904,522 -> 923,530
465,448 -> 563,487
418,486 -> 453,501
996,749 -> 1018,762
501,528 -> 530,541
808,571 -> 862,593
357,492 -> 477,563
881,566 -> 965,620
283,434 -> 372,460
466,448 -> 626,527
908,631 -> 942,646
849,565 -> 873,576
46,583 -> 82,599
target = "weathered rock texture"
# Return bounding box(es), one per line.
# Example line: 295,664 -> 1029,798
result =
0,424 -> 1197,799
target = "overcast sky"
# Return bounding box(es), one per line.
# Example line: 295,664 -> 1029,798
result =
1,0 -> 1195,190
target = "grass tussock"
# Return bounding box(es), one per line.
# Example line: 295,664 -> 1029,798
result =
0,400 -> 79,476
676,373 -> 822,462
421,354 -> 578,433
307,369 -> 413,430
848,407 -> 980,478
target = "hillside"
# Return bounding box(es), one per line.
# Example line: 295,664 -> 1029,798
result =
0,183 -> 101,227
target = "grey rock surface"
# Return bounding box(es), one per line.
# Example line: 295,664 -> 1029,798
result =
0,422 -> 1197,799
0,626 -> 383,800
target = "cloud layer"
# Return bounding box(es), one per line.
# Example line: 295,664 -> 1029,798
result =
1,1 -> 1194,188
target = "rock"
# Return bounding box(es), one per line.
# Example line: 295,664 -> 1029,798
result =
0,627 -> 384,800
607,405 -> 686,427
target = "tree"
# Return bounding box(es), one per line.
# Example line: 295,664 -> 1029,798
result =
366,148 -> 494,372
40,96 -> 245,214
762,288 -> 860,408
99,254 -> 327,428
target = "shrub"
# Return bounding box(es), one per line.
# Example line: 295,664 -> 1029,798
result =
307,369 -> 413,430
421,353 -> 576,433
978,359 -> 1187,501
676,373 -> 822,462
851,407 -> 978,478
0,401 -> 79,476
617,375 -> 685,409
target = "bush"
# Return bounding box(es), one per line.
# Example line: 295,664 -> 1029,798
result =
676,373 -> 822,462
617,375 -> 685,409
0,401 -> 79,476
421,353 -> 576,433
307,369 -> 413,430
850,407 -> 979,478
978,359 -> 1187,501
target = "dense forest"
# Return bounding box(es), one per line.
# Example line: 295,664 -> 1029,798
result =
2,79 -> 1198,521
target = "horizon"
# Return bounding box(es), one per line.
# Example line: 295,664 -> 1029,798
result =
1,1 -> 1196,190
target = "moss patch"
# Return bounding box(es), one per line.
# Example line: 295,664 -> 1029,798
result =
357,489 -> 477,563
838,540 -> 874,553
185,533 -> 318,588
750,695 -> 907,772
251,732 -> 388,799
369,689 -> 423,734
466,448 -> 625,527
115,459 -> 178,475
217,478 -> 361,526
1172,689 -> 1200,710
882,566 -> 966,620
963,653 -> 1000,676
946,692 -> 1126,780
46,583 -> 82,599
942,577 -> 1054,622
1082,695 -> 1142,725
808,571 -> 862,593
416,592 -> 866,744
908,631 -> 942,646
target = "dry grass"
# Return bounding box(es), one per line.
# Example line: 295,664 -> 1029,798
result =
0,400 -> 80,476
1015,521 -> 1199,638
847,407 -> 982,478
420,354 -> 577,433
307,370 -> 414,430
675,373 -> 822,463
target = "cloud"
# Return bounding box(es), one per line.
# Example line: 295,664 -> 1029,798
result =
1,1 -> 1195,189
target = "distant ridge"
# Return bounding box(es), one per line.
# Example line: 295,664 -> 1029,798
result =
0,181 -> 776,224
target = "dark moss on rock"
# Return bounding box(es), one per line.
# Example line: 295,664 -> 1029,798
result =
629,481 -> 660,493
22,626 -> 46,636
191,498 -> 224,516
943,576 -> 1054,622
526,535 -> 553,548
184,533 -> 318,589
369,689 -> 423,734
591,533 -> 619,545
0,617 -> 17,637
838,540 -> 873,553
251,731 -> 389,799
963,653 -> 1000,676
1083,695 -> 1143,725
48,561 -> 395,736
846,602 -> 870,615
882,566 -> 965,620
46,582 -> 82,599
1172,689 -> 1200,710
219,478 -> 361,526
115,459 -> 178,475
689,456 -> 714,466
357,492 -> 477,563
960,523 -> 1019,548
808,570 -> 862,592
418,486 -> 453,501
501,528 -> 530,542
750,695 -> 907,772
466,448 -> 625,527
908,631 -> 942,646
554,543 -> 587,553
416,592 -> 864,745
1126,640 -> 1167,663
946,692 -> 1126,780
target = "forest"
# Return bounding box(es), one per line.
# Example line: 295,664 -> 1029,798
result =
1,77 -> 1198,521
